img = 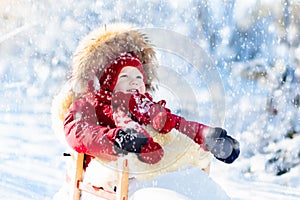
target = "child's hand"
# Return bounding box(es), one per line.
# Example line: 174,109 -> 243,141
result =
114,128 -> 164,164
114,128 -> 149,154
112,103 -> 164,164
148,103 -> 177,134
205,128 -> 240,164
112,91 -> 154,124
112,91 -> 174,133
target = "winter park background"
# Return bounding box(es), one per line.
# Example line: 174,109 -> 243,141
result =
1,0 -> 300,199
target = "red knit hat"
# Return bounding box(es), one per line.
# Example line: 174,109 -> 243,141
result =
99,52 -> 146,92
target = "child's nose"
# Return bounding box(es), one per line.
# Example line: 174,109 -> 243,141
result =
130,80 -> 138,85
129,78 -> 139,85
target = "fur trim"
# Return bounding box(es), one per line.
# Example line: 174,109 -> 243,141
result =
51,81 -> 74,145
70,23 -> 158,96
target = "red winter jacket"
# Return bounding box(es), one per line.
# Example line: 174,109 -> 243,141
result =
63,90 -> 120,162
64,90 -> 211,164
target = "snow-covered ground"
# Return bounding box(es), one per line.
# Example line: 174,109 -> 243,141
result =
211,159 -> 300,200
1,0 -> 300,199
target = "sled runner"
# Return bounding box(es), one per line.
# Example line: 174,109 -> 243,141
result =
65,152 -> 129,200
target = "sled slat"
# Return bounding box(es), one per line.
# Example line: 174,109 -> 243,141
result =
117,159 -> 129,200
73,153 -> 84,200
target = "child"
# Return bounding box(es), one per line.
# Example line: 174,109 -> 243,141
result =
52,23 -> 239,199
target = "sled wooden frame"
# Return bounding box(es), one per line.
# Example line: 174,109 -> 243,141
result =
70,152 -> 129,200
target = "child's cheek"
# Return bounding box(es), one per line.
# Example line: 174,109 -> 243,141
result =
138,85 -> 146,94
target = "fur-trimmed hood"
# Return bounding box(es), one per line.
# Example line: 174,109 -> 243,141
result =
70,23 -> 158,96
51,23 -> 158,144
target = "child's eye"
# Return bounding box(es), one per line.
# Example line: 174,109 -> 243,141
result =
119,74 -> 128,78
136,75 -> 142,79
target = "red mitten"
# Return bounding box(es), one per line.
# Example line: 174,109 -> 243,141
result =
112,91 -> 154,124
112,91 -> 182,135
149,104 -> 180,134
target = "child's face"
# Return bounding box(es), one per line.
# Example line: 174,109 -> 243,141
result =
114,66 -> 146,94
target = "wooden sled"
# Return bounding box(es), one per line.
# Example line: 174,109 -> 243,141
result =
65,152 -> 129,200
65,152 -> 210,200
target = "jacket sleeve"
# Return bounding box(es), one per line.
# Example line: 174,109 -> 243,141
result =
150,104 -> 211,151
174,115 -> 210,150
63,98 -> 120,161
